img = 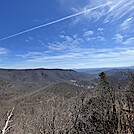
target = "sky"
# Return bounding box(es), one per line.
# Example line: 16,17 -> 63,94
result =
0,0 -> 134,69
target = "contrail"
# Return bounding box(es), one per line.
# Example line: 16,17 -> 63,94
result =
0,2 -> 111,41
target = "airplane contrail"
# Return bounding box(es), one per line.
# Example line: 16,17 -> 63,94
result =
0,2 -> 111,41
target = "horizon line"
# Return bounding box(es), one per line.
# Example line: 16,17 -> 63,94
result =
0,66 -> 133,70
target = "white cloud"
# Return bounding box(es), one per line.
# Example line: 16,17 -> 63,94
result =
48,34 -> 83,51
71,2 -> 108,23
83,29 -> 105,42
113,34 -> 134,45
14,46 -> 134,68
72,17 -> 80,25
83,30 -> 95,41
123,37 -> 134,45
17,51 -> 45,59
73,34 -> 78,39
0,48 -> 9,55
120,17 -> 134,30
104,0 -> 134,23
83,30 -> 94,36
84,35 -> 105,42
64,0 -> 133,25
113,34 -> 124,43
97,28 -> 104,32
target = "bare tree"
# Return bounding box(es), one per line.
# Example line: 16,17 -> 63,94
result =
2,107 -> 14,134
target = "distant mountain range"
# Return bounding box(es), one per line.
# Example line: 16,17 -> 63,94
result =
0,68 -> 90,87
0,68 -> 92,103
0,67 -> 133,85
75,66 -> 134,74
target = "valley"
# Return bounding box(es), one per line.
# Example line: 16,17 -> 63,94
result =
0,68 -> 133,133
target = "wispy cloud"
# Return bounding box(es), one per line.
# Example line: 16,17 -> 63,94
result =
72,17 -> 80,25
113,34 -> 134,45
97,28 -> 104,32
104,0 -> 134,23
0,2 -> 111,41
48,34 -> 83,50
83,30 -> 105,42
14,46 -> 134,68
38,39 -> 46,46
120,17 -> 134,31
113,34 -> 124,43
70,1 -> 109,22
83,30 -> 94,36
69,0 -> 133,24
0,47 -> 9,55
25,36 -> 34,43
123,37 -> 134,45
84,36 -> 105,42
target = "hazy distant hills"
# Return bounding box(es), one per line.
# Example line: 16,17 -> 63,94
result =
75,68 -> 111,74
75,66 -> 134,74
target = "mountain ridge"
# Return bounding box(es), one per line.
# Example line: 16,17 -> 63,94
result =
0,68 -> 90,87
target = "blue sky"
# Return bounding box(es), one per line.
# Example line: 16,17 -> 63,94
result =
0,0 -> 134,69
